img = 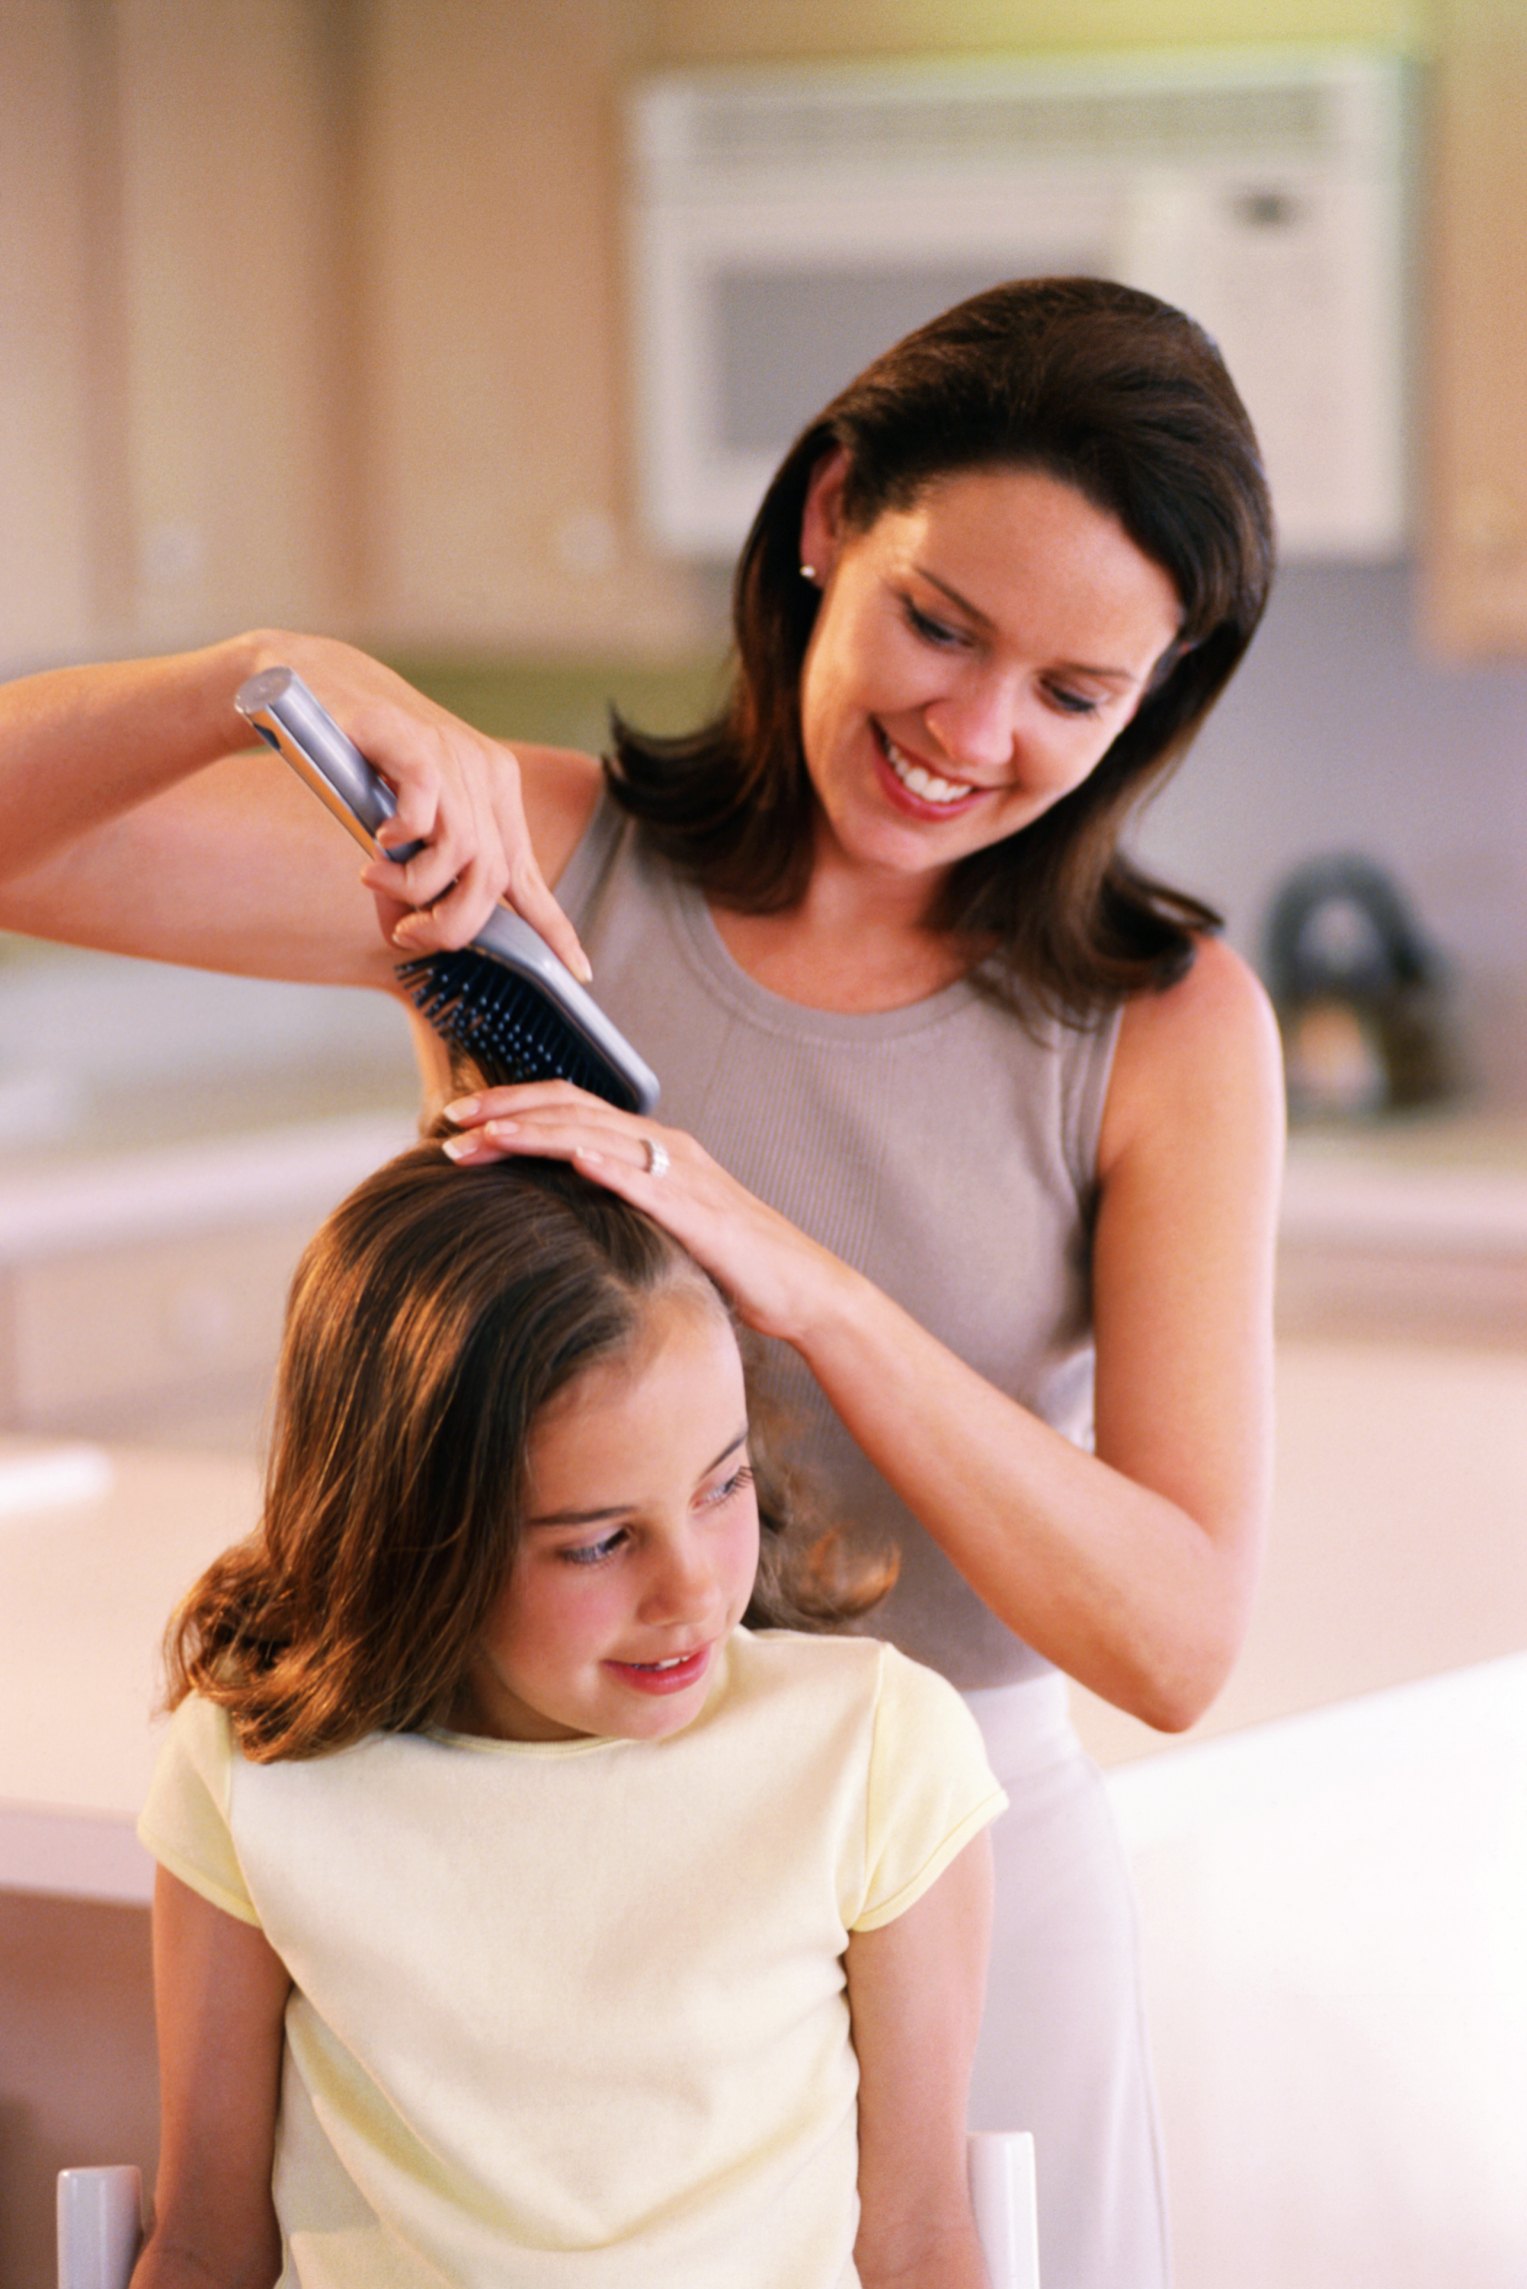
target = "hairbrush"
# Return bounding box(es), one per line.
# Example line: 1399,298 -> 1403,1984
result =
235,667 -> 659,1114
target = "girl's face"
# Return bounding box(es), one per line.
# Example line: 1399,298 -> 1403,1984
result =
796,457 -> 1182,902
461,1287 -> 759,1745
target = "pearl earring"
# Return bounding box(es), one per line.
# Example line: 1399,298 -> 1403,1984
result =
800,562 -> 818,583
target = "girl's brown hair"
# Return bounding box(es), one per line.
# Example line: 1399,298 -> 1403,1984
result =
609,275 -> 1275,1019
166,1149 -> 885,1761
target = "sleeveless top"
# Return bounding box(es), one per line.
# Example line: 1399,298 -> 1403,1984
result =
557,795 -> 1124,1692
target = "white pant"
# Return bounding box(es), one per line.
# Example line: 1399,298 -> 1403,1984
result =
964,1675 -> 1171,2289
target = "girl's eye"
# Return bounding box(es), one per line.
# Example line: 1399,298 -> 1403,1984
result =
559,1528 -> 627,1567
701,1463 -> 755,1510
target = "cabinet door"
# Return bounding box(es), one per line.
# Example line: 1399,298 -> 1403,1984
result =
0,0 -> 358,675
109,0 -> 356,650
356,0 -> 702,654
4,1215 -> 314,1444
1424,0 -> 1527,655
0,4 -> 101,670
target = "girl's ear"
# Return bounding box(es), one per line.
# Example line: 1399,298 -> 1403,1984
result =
800,444 -> 851,583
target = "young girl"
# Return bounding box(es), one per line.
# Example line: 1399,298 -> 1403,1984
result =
132,1147 -> 1006,2289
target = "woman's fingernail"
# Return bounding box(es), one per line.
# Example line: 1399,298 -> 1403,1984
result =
574,953 -> 594,985
441,1135 -> 475,1161
484,1119 -> 519,1139
444,1096 -> 479,1122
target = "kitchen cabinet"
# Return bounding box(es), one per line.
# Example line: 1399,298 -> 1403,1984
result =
10,2 -> 1527,672
353,0 -> 704,656
0,0 -> 360,675
0,0 -> 706,679
1424,0 -> 1527,655
0,1 -> 99,668
1273,1115 -> 1527,1345
0,1107 -> 414,1446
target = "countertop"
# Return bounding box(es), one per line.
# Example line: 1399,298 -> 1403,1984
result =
1280,1107 -> 1527,1251
0,1436 -> 259,1900
2,1066 -> 1525,1260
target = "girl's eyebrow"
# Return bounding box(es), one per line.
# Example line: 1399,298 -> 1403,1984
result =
525,1427 -> 749,1528
913,563 -> 1142,686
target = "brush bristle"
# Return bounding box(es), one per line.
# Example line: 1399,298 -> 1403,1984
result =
396,948 -> 624,1102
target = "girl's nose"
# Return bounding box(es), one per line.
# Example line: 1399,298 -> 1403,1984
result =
640,1533 -> 720,1628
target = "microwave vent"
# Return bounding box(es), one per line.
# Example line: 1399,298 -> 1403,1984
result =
636,58 -> 1396,189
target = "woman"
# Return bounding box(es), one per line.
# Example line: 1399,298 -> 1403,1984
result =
0,279 -> 1283,2288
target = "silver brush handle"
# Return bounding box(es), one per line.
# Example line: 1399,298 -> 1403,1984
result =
236,665 -> 425,864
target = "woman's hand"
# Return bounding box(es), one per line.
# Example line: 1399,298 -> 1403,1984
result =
441,1082 -> 853,1344
251,632 -> 593,982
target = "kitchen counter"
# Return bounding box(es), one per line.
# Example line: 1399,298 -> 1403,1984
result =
1276,1107 -> 1527,1343
0,1436 -> 259,1901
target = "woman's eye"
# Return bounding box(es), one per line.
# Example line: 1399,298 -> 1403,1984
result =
1045,683 -> 1102,718
903,598 -> 964,649
559,1528 -> 627,1567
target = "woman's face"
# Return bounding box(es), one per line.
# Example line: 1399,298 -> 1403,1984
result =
796,457 -> 1182,897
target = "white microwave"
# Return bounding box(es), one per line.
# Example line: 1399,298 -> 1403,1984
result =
627,50 -> 1412,561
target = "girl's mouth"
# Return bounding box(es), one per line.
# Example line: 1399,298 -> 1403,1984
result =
604,1644 -> 713,1696
873,725 -> 984,818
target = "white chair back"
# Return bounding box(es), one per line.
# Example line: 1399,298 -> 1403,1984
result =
968,2131 -> 1040,2288
57,2167 -> 141,2289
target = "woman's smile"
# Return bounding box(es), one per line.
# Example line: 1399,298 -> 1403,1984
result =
873,723 -> 987,815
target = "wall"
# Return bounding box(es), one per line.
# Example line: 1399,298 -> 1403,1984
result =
646,0 -> 1428,61
1137,560 -> 1527,1104
0,1891 -> 157,2289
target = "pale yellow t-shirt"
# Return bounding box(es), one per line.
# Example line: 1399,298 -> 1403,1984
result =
140,1627 -> 1006,2289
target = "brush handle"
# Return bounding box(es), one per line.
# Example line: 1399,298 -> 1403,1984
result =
236,666 -> 425,864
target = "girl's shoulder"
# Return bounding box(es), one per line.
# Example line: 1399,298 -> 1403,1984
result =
732,1629 -> 983,1744
734,1635 -> 1006,1935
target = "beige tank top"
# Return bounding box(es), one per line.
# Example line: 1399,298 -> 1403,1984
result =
557,795 -> 1124,1691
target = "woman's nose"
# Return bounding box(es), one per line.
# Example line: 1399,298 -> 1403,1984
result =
921,673 -> 1020,777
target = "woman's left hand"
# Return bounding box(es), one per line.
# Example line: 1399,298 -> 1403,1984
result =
441,1082 -> 849,1345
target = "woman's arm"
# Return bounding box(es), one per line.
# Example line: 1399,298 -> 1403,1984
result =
0,632 -> 599,983
129,1868 -> 291,2289
847,1834 -> 994,2289
791,935 -> 1284,1729
440,936 -> 1284,1730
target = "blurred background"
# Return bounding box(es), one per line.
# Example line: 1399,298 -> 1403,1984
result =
1,4 -> 1523,2286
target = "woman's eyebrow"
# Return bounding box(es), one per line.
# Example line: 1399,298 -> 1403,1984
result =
913,564 -> 1142,684
526,1427 -> 749,1528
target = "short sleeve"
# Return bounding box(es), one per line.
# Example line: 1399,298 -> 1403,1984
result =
850,1645 -> 1008,1933
138,1694 -> 262,1928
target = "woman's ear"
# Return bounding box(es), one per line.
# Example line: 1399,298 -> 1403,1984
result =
800,445 -> 851,583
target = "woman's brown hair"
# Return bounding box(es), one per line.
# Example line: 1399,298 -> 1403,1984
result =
609,275 -> 1275,1019
166,1148 -> 884,1761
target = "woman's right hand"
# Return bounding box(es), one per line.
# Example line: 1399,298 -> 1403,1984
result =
251,631 -> 593,982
